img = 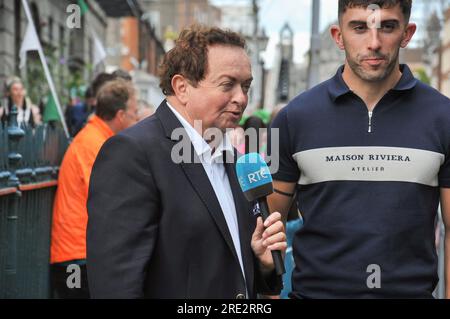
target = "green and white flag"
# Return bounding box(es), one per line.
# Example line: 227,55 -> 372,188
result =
78,0 -> 89,15
43,93 -> 60,123
20,0 -> 70,138
19,19 -> 40,68
92,30 -> 107,67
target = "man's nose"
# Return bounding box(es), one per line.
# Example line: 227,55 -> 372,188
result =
232,86 -> 247,107
368,28 -> 382,51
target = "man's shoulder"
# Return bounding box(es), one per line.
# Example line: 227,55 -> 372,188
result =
414,81 -> 450,104
411,81 -> 450,121
280,79 -> 335,118
104,115 -> 168,157
72,122 -> 105,148
119,114 -> 163,142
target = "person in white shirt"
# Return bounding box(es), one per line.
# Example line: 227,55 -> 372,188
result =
0,76 -> 41,128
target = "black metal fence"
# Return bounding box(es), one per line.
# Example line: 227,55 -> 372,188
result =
0,106 -> 68,298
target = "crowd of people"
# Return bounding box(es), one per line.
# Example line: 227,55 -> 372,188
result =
0,69 -> 157,299
0,70 -> 155,135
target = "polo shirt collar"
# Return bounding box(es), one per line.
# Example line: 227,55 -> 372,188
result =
328,65 -> 350,101
391,64 -> 418,91
328,64 -> 418,101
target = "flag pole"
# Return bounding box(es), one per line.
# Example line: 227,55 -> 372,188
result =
21,0 -> 70,139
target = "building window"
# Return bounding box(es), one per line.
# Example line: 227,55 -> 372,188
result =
48,17 -> 53,45
59,25 -> 65,58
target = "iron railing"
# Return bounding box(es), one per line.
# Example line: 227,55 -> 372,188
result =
0,105 -> 68,298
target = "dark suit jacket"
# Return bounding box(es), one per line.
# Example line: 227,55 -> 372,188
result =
86,101 -> 281,299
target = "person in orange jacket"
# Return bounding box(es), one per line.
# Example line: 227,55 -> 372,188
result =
50,78 -> 138,299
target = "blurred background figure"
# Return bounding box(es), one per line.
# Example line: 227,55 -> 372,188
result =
65,87 -> 91,137
75,70 -> 133,131
270,104 -> 286,124
137,99 -> 155,121
241,111 -> 269,157
0,76 -> 41,128
50,79 -> 138,299
112,69 -> 132,82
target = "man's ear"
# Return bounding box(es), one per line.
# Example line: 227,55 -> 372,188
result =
171,74 -> 189,105
330,25 -> 345,50
115,109 -> 125,124
400,23 -> 417,48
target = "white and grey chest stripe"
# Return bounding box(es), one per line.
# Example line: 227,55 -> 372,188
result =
292,146 -> 445,187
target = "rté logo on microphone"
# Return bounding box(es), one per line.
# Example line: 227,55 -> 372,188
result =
246,167 -> 270,184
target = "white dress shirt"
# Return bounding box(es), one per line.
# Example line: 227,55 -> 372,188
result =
166,102 -> 248,289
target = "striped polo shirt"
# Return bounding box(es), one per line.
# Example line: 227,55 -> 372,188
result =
270,64 -> 450,298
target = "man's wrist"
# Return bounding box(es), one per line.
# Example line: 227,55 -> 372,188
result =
258,261 -> 274,276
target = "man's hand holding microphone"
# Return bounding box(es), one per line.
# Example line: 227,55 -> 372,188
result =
237,153 -> 287,276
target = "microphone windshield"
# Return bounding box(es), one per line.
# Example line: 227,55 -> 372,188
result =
236,153 -> 273,202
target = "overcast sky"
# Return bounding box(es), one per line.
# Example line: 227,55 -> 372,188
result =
210,0 -> 338,66
210,0 -> 444,67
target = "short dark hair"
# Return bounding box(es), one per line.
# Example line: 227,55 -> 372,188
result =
90,70 -> 133,98
91,72 -> 116,98
112,69 -> 132,82
95,79 -> 135,121
158,24 -> 246,96
85,86 -> 95,99
243,116 -> 266,131
338,0 -> 413,22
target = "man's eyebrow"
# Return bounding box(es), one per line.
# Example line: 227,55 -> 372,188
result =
348,20 -> 368,26
380,19 -> 400,26
216,75 -> 253,82
348,19 -> 400,26
217,75 -> 235,81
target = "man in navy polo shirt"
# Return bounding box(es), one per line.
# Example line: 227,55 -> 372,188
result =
268,0 -> 450,298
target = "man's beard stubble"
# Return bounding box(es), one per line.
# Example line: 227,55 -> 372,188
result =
346,48 -> 400,83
